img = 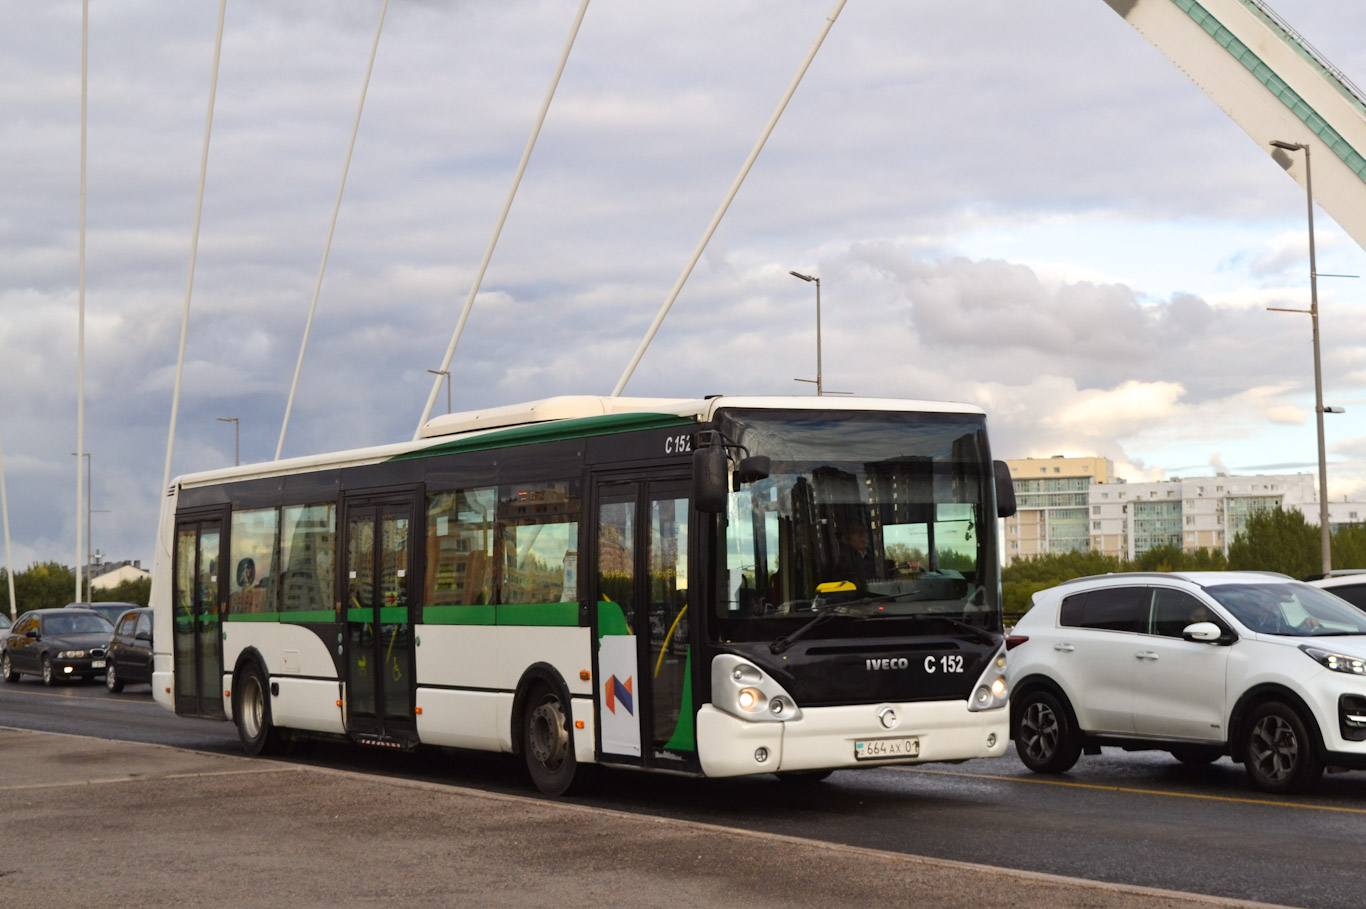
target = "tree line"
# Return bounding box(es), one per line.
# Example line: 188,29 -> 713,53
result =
0,561 -> 150,618
1003,508 -> 1366,618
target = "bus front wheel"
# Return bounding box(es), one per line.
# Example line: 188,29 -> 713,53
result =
522,682 -> 590,796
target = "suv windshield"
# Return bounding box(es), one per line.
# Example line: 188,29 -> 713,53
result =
1207,582 -> 1366,636
710,408 -> 1001,642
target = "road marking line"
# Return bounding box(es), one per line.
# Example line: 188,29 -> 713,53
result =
0,767 -> 305,793
0,686 -> 162,704
901,766 -> 1366,815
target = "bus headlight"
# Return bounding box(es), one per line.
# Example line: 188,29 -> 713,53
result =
967,647 -> 1009,712
712,654 -> 801,723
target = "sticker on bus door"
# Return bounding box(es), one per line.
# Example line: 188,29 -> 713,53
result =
598,635 -> 641,756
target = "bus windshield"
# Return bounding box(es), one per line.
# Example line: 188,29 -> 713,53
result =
711,408 -> 1000,640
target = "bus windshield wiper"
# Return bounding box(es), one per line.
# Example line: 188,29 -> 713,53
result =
769,595 -> 894,654
902,612 -> 999,646
770,605 -> 844,654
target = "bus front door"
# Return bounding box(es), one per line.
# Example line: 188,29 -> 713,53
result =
172,513 -> 226,719
591,475 -> 697,771
342,497 -> 417,745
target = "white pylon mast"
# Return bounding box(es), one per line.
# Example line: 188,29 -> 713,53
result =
76,0 -> 88,602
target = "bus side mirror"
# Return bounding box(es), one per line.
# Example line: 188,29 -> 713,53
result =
994,460 -> 1017,518
694,444 -> 729,513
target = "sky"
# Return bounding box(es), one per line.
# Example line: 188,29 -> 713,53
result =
2,0 -> 1365,572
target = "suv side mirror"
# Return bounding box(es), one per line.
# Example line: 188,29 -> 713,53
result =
994,460 -> 1017,518
1182,621 -> 1228,644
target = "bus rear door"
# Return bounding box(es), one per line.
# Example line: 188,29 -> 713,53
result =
172,510 -> 226,719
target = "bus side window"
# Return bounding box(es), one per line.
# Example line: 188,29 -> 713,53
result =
426,488 -> 496,607
497,480 -> 581,606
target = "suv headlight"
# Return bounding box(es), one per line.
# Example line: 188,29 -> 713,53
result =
711,654 -> 801,722
1301,645 -> 1366,676
968,646 -> 1009,712
57,650 -> 87,659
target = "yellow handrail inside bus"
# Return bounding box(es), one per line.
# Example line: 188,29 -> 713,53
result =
654,604 -> 687,678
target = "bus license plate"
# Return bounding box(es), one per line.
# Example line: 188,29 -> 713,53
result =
92,660 -> 106,669
855,737 -> 919,761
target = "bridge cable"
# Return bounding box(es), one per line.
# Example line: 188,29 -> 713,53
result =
161,0 -> 228,497
277,0 -> 391,461
612,0 -> 848,397
414,0 -> 592,439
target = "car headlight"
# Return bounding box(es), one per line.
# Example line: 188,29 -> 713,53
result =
1301,645 -> 1366,675
711,654 -> 800,722
57,650 -> 87,659
968,647 -> 1009,712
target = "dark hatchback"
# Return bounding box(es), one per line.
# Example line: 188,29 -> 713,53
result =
105,607 -> 154,692
2,608 -> 114,686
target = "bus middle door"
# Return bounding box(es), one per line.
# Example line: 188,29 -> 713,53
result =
591,475 -> 697,771
342,495 -> 417,746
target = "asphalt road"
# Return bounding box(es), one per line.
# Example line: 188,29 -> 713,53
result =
3,678 -> 1364,908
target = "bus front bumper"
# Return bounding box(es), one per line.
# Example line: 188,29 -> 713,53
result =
695,700 -> 1009,779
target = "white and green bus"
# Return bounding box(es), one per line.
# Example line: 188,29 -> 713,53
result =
151,394 -> 1017,794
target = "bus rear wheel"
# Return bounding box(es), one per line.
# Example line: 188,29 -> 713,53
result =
522,682 -> 590,796
235,662 -> 285,756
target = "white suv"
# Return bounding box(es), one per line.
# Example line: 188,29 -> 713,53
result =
1007,571 -> 1366,793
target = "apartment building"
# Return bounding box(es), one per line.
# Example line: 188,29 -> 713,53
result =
1087,474 -> 1316,562
1003,456 -> 1326,565
1004,457 -> 1115,564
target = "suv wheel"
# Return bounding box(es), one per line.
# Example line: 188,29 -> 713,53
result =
1015,689 -> 1081,774
1243,701 -> 1323,793
1016,688 -> 1087,770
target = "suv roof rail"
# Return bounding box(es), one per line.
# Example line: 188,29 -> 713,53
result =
1054,570 -> 1295,589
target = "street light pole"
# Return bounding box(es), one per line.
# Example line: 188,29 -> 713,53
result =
70,452 -> 90,600
1269,139 -> 1336,576
217,417 -> 239,466
789,270 -> 823,396
426,369 -> 452,414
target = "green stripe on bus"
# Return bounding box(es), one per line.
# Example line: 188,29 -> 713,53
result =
663,649 -> 696,753
422,604 -> 497,626
389,411 -> 695,462
225,610 -> 336,623
597,600 -> 632,637
497,601 -> 580,627
345,606 -> 409,623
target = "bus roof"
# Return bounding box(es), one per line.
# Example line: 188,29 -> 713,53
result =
171,394 -> 986,491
